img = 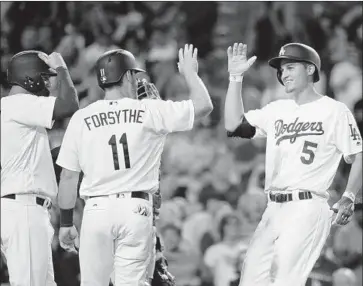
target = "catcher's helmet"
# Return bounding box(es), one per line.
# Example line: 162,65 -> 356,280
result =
95,49 -> 145,89
268,43 -> 321,85
7,50 -> 57,94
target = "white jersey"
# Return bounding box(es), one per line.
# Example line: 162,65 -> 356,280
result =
245,96 -> 362,198
1,94 -> 58,200
56,98 -> 194,198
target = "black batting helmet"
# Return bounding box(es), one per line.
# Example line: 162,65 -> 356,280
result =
7,50 -> 57,94
268,43 -> 321,85
95,49 -> 145,89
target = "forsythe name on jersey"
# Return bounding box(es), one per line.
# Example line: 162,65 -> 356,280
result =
84,109 -> 145,131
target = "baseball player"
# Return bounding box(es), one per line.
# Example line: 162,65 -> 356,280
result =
55,44 -> 212,286
1,51 -> 78,286
224,42 -> 362,286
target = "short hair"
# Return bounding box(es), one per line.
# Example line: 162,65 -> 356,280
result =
218,213 -> 240,240
199,185 -> 226,208
161,223 -> 181,237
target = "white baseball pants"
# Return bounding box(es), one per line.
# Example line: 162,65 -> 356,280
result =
1,195 -> 56,286
239,197 -> 333,286
79,193 -> 153,286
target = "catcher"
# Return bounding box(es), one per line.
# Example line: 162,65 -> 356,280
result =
137,79 -> 176,286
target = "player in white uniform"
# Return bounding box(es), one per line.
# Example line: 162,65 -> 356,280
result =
1,51 -> 78,286
55,44 -> 213,286
224,42 -> 362,286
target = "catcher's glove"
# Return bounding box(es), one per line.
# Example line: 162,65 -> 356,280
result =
152,255 -> 176,286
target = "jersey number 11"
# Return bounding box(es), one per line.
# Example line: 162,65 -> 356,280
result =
108,133 -> 131,170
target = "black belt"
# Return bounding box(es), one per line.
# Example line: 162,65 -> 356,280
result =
90,191 -> 149,201
269,191 -> 312,203
2,194 -> 52,209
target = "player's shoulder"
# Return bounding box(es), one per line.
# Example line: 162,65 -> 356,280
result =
321,96 -> 351,113
1,93 -> 35,104
263,98 -> 295,111
141,98 -> 191,109
1,93 -> 39,111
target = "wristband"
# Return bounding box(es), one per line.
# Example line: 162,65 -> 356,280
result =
342,191 -> 355,202
229,75 -> 243,82
60,208 -> 74,227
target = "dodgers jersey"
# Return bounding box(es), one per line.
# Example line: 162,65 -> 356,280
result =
245,96 -> 362,198
1,94 -> 58,200
56,98 -> 194,198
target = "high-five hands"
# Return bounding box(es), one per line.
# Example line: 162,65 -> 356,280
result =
227,43 -> 257,76
178,44 -> 198,75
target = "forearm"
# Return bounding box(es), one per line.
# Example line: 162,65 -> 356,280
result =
52,67 -> 79,120
224,79 -> 244,131
344,152 -> 362,198
57,169 -> 79,217
147,227 -> 157,279
184,72 -> 213,119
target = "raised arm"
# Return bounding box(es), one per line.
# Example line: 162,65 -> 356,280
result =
178,44 -> 213,120
224,43 -> 257,131
38,52 -> 79,120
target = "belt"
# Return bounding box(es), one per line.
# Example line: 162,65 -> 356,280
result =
89,191 -> 149,201
269,191 -> 312,203
2,194 -> 52,209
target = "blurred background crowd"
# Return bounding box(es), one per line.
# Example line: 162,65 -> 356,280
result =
0,2 -> 362,286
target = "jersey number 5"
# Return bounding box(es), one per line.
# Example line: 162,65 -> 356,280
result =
300,141 -> 318,165
108,133 -> 131,170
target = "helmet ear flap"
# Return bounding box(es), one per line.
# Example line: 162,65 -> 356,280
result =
23,75 -> 46,92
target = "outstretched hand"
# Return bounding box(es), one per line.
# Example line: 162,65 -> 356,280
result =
227,43 -> 257,76
178,44 -> 198,76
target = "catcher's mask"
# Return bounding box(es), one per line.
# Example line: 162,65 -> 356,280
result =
137,79 -> 161,100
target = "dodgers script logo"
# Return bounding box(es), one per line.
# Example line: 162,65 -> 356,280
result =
275,117 -> 324,145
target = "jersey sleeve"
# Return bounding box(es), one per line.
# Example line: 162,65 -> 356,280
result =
4,94 -> 56,129
334,105 -> 362,161
244,102 -> 274,138
144,99 -> 194,135
56,113 -> 82,172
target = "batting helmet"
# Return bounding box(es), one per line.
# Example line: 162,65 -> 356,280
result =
7,50 -> 57,94
268,43 -> 321,85
95,49 -> 145,89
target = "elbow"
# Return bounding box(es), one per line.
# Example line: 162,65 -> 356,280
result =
225,120 -> 241,133
224,114 -> 244,132
195,100 -> 213,119
204,100 -> 214,116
